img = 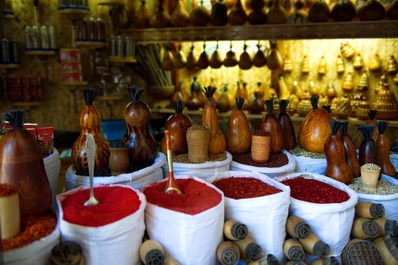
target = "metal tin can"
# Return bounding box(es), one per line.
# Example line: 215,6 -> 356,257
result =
1,38 -> 10,63
9,39 -> 19,63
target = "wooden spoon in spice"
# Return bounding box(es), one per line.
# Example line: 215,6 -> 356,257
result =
164,130 -> 183,195
84,134 -> 100,206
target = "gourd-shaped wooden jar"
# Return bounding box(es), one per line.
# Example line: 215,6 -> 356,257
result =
371,83 -> 398,120
350,90 -> 366,118
122,87 -> 157,167
160,101 -> 193,155
72,88 -> 110,171
0,110 -> 51,218
356,98 -> 371,120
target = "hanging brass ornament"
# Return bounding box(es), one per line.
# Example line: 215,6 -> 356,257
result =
283,54 -> 293,73
318,56 -> 326,75
376,70 -> 387,93
387,55 -> 398,74
308,80 -> 318,96
302,55 -> 310,74
369,53 -> 381,72
336,55 -> 345,74
342,72 -> 354,93
326,82 -> 337,99
340,42 -> 355,59
357,71 -> 369,90
394,72 -> 398,85
353,53 -> 363,70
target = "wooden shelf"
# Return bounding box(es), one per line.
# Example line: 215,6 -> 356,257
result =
75,40 -> 106,47
123,21 -> 398,43
97,95 -> 124,101
150,108 -> 398,127
61,81 -> 88,86
25,50 -> 57,56
11,101 -> 41,108
0,63 -> 19,69
97,0 -> 125,6
109,56 -> 137,63
58,8 -> 90,16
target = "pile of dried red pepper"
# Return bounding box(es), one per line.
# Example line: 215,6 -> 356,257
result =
1,213 -> 56,251
213,177 -> 281,199
62,186 -> 141,227
281,177 -> 350,204
144,179 -> 222,215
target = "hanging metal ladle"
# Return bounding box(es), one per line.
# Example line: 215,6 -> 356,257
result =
84,133 -> 100,206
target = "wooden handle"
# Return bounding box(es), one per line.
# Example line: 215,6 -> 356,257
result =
355,202 -> 385,219
286,216 -> 311,239
352,218 -> 380,239
234,236 -> 262,261
216,241 -> 240,265
299,232 -> 330,257
283,239 -> 304,261
139,239 -> 165,265
374,218 -> 397,236
224,219 -> 248,241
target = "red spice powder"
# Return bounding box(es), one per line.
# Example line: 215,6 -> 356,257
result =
2,213 -> 57,251
144,179 -> 222,215
0,184 -> 18,197
62,186 -> 141,227
281,177 -> 350,204
213,177 -> 282,199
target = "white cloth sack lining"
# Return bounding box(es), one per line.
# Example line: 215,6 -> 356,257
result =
356,174 -> 398,222
56,184 -> 146,265
211,171 -> 290,262
230,150 -> 296,177
144,175 -> 224,265
66,152 -> 166,191
162,152 -> 232,181
44,148 -> 61,205
276,173 -> 358,258
291,154 -> 326,174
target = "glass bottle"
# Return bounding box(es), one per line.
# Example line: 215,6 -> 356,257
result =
116,35 -> 123,57
40,25 -> 49,49
1,38 -> 10,63
88,17 -> 97,40
96,18 -> 105,41
124,36 -> 134,58
31,26 -> 40,49
49,26 -> 56,49
24,26 -> 32,50
9,39 -> 19,63
109,36 -> 117,57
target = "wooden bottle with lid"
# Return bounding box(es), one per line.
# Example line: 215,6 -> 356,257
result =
286,216 -> 312,239
139,239 -> 165,265
299,232 -> 330,257
234,236 -> 262,261
355,202 -> 385,219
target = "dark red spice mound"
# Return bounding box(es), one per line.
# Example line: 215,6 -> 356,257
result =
233,152 -> 288,167
213,177 -> 281,199
2,213 -> 57,251
252,130 -> 271,136
144,179 -> 222,215
62,186 -> 141,227
0,183 -> 18,197
281,177 -> 350,204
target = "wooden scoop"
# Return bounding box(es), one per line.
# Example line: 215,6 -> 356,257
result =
164,130 -> 183,195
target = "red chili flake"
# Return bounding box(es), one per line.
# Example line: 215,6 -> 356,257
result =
144,179 -> 222,215
0,184 -> 18,197
1,213 -> 57,251
281,177 -> 350,204
213,177 -> 282,199
62,186 -> 141,227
